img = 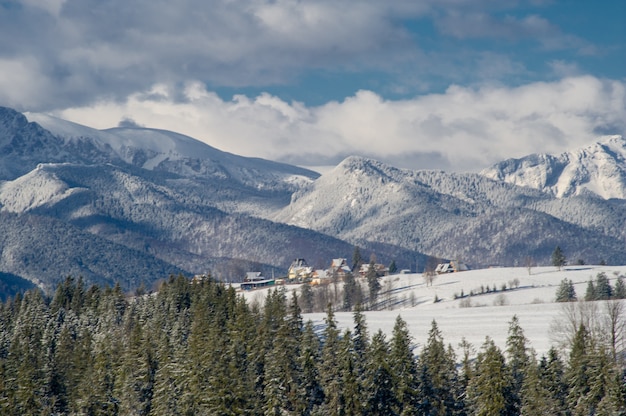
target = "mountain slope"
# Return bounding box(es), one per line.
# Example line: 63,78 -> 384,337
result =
481,135 -> 626,199
276,156 -> 626,267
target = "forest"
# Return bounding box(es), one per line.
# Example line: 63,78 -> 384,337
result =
0,275 -> 624,415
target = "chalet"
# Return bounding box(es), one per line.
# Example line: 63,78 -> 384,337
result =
244,272 -> 264,282
240,279 -> 275,290
288,258 -> 313,280
329,258 -> 352,279
310,269 -> 330,285
435,260 -> 468,274
358,263 -> 389,277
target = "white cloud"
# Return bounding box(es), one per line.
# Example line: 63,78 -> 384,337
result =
56,76 -> 626,172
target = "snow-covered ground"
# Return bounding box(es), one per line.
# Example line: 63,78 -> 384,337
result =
238,265 -> 626,358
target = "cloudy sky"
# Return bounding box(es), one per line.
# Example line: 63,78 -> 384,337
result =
1,0 -> 625,172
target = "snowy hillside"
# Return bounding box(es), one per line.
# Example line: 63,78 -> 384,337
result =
481,135 -> 626,199
276,156 -> 626,267
239,265 -> 626,357
26,111 -> 319,194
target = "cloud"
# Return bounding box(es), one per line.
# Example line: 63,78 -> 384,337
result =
56,76 -> 626,172
0,0 -> 429,111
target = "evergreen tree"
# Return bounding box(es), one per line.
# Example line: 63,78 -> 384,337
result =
613,275 -> 626,299
584,280 -> 597,301
566,324 -> 593,415
389,316 -> 419,415
419,320 -> 457,415
552,246 -> 566,270
343,272 -> 358,311
367,258 -> 381,310
555,278 -> 577,302
538,347 -> 568,415
505,315 -> 529,414
300,283 -> 314,313
520,351 -> 556,415
364,330 -> 397,415
299,321 -> 324,415
319,305 -> 343,416
388,260 -> 398,275
352,246 -> 364,272
594,272 -> 612,300
466,338 -> 515,416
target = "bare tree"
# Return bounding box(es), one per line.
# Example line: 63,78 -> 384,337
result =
602,299 -> 626,361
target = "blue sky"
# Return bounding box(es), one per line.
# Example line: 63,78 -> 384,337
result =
1,0 -> 625,171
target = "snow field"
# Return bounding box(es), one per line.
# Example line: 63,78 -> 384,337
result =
239,265 -> 626,358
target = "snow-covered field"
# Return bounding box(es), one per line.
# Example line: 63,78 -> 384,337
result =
238,265 -> 626,358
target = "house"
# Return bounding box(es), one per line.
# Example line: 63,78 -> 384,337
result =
288,258 -> 313,280
435,260 -> 469,274
244,272 -> 264,282
358,263 -> 389,277
329,258 -> 352,279
310,269 -> 331,285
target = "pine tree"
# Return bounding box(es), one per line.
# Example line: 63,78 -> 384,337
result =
367,258 -> 381,310
505,315 -> 529,414
299,321 -> 324,415
466,338 -> 515,416
584,280 -> 597,301
389,316 -> 419,415
566,324 -> 593,415
319,305 -> 343,416
419,320 -> 457,415
552,246 -> 566,271
388,260 -> 398,275
555,278 -> 577,302
594,272 -> 612,300
538,347 -> 568,415
613,276 -> 626,299
343,272 -> 358,311
520,351 -> 556,415
364,330 -> 397,415
352,246 -> 363,272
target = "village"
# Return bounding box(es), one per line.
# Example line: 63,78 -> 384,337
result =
238,257 -> 469,290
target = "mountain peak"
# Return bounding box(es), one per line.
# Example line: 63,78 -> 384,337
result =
481,135 -> 626,199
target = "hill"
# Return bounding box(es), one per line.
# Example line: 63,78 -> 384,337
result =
239,265 -> 626,357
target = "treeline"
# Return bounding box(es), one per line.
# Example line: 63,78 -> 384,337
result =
0,276 -> 625,415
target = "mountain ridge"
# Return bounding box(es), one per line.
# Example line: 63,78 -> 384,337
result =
1,106 -> 625,292
481,135 -> 626,199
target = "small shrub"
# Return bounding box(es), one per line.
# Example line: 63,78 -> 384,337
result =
459,298 -> 472,308
493,294 -> 509,306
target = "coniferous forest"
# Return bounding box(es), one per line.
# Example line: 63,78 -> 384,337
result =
0,275 -> 625,415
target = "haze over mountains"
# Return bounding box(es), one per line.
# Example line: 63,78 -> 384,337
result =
1,106 -> 625,293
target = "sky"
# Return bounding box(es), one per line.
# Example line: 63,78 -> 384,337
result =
1,0 -> 625,172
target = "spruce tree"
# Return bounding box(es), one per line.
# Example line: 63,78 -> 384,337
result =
466,338 -> 515,416
505,315 -> 529,414
419,320 -> 457,415
555,278 -> 577,302
594,272 -> 612,300
367,258 -> 381,310
538,347 -> 568,415
389,316 -> 419,415
299,321 -> 324,415
552,246 -> 566,271
364,330 -> 397,415
613,276 -> 626,299
319,305 -> 343,415
566,324 -> 593,415
520,351 -> 556,415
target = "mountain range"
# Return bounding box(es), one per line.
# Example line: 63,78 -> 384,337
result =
1,105 -> 625,294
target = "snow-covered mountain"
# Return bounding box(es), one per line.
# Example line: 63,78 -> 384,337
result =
1,105 -> 625,292
275,156 -> 626,267
481,135 -> 626,199
0,107 -> 414,290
